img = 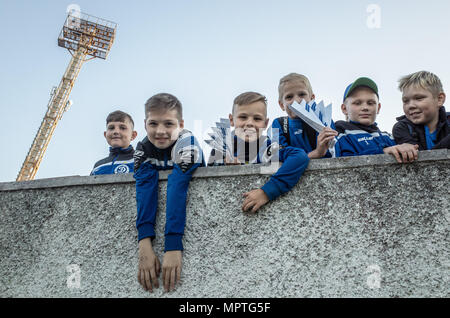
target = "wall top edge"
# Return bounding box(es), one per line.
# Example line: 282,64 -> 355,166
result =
1,149 -> 448,192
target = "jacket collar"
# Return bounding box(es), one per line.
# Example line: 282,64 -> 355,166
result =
109,145 -> 134,156
348,120 -> 380,133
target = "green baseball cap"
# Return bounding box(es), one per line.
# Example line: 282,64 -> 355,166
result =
343,77 -> 379,102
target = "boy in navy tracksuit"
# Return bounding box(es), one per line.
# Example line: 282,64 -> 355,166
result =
393,71 -> 450,150
134,93 -> 204,293
208,91 -> 309,213
270,73 -> 338,159
334,77 -> 419,163
90,110 -> 137,175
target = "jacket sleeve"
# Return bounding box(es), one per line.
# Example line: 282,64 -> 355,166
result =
134,161 -> 159,242
164,163 -> 200,251
392,121 -> 419,146
164,133 -> 204,251
260,146 -> 309,201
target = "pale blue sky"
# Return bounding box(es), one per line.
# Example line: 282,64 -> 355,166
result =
1,0 -> 449,182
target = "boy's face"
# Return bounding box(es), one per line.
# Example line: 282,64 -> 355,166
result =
279,80 -> 315,119
145,109 -> 184,149
341,87 -> 381,126
401,85 -> 445,127
104,119 -> 137,148
229,101 -> 269,142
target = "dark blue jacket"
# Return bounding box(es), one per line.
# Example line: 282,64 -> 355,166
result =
334,121 -> 396,157
270,116 -> 335,158
134,130 -> 204,252
208,133 -> 309,201
90,145 -> 134,175
392,106 -> 450,150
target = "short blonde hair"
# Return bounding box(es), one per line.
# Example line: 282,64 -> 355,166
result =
232,91 -> 267,115
278,73 -> 313,101
398,71 -> 444,98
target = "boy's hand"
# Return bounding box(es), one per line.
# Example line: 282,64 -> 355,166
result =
309,127 -> 338,159
138,238 -> 160,292
383,143 -> 419,163
162,250 -> 182,292
242,189 -> 269,213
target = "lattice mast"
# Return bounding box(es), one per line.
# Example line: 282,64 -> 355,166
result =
17,13 -> 117,181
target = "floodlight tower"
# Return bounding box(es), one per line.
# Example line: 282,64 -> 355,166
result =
17,13 -> 117,181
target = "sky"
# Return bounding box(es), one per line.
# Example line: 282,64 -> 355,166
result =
1,0 -> 450,182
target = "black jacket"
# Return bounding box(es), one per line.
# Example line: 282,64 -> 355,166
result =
392,106 -> 450,150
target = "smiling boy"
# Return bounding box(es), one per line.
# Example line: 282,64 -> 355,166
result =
134,93 -> 204,293
334,77 -> 419,162
393,71 -> 450,150
208,92 -> 309,213
90,110 -> 137,175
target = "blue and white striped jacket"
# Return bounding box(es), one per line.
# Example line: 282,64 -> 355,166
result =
90,145 -> 134,175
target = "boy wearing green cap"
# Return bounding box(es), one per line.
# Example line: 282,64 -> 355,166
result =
334,77 -> 419,163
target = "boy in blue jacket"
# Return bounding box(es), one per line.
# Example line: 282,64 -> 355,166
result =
90,110 -> 137,175
270,73 -> 338,158
334,77 -> 418,162
208,91 -> 309,213
134,93 -> 204,293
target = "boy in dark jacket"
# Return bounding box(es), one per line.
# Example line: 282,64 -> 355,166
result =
334,77 -> 418,163
393,71 -> 450,150
134,93 -> 204,293
90,110 -> 137,175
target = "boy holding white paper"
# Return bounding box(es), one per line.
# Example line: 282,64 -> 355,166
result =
334,77 -> 419,162
270,73 -> 338,158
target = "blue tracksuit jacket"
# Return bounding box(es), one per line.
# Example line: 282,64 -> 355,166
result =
90,145 -> 134,175
208,133 -> 309,201
270,116 -> 335,158
334,121 -> 396,157
134,129 -> 204,252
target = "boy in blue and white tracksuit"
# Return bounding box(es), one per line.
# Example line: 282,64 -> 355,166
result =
91,110 -> 137,175
135,93 -> 204,293
334,77 -> 419,162
270,73 -> 338,159
134,130 -> 204,251
91,145 -> 134,175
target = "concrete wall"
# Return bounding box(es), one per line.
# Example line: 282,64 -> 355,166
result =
0,149 -> 449,298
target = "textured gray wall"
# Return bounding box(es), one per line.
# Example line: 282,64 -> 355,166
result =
0,150 -> 449,298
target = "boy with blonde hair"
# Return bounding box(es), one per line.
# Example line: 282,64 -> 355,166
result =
209,91 -> 309,213
393,71 -> 450,150
334,77 -> 419,162
271,73 -> 338,158
134,93 -> 204,293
